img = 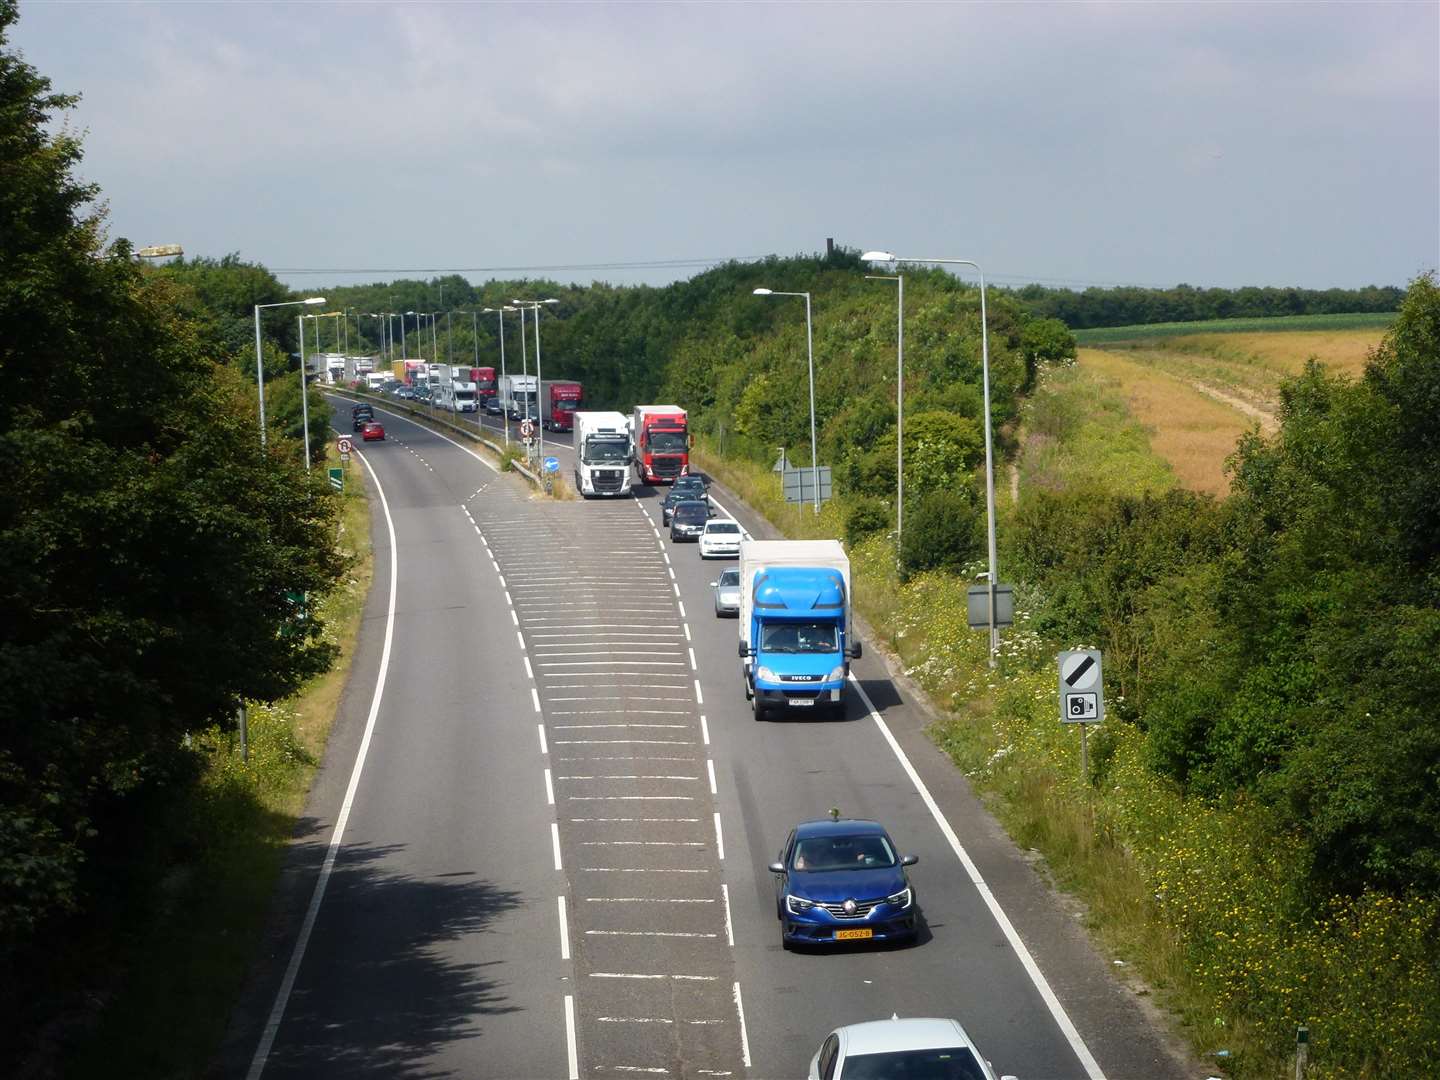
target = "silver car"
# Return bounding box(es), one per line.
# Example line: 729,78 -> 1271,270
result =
712,567 -> 741,617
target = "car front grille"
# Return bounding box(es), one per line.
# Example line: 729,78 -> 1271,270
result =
818,897 -> 884,919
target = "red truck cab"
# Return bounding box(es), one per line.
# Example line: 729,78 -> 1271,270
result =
541,380 -> 583,432
631,405 -> 689,483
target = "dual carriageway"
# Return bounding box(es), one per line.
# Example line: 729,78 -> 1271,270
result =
226,398 -> 1193,1080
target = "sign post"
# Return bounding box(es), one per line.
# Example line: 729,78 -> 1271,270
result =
1057,649 -> 1105,780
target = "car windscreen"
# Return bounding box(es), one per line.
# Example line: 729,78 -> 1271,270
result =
719,569 -> 740,586
839,1046 -> 986,1080
792,833 -> 897,872
673,504 -> 708,523
760,621 -> 838,654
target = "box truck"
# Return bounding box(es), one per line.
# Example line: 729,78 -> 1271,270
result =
738,539 -> 861,721
541,380 -> 583,432
573,411 -> 633,497
501,374 -> 538,420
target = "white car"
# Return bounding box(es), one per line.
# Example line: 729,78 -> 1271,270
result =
808,1017 -> 1016,1080
698,518 -> 745,558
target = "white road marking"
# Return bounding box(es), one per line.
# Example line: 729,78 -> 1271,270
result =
701,716 -> 710,746
552,723 -> 687,730
516,630 -> 526,650
545,768 -> 555,805
537,661 -> 688,667
590,972 -> 718,980
553,739 -> 693,746
694,680 -> 704,704
538,724 -> 549,755
551,822 -> 563,870
532,688 -> 543,713
732,982 -> 752,1069
559,773 -> 696,779
583,867 -> 711,874
498,574 -> 507,588
684,624 -> 692,642
570,816 -> 700,821
689,647 -> 698,671
721,883 -> 734,948
525,656 -> 534,680
707,759 -> 718,795
598,1016 -> 674,1024
850,675 -> 1107,1080
568,795 -> 695,801
558,895 -> 570,959
586,931 -> 718,938
564,995 -> 579,1080
246,446 -> 399,1080
583,894 -> 712,899
713,812 -> 725,861
511,610 -> 519,626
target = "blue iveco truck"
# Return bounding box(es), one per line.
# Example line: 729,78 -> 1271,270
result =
738,539 -> 862,720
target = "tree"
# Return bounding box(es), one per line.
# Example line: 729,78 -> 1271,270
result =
0,0 -> 346,958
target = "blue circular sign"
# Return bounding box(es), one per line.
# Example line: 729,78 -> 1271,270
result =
543,456 -> 560,473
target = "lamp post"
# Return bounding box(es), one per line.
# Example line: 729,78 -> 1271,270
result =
753,288 -> 820,513
297,314 -> 313,471
864,271 -> 905,558
481,306 -> 516,447
513,298 -> 559,468
863,250 -> 999,665
252,297 -> 325,448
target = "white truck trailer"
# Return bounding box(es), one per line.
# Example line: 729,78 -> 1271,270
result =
573,411 -> 633,497
434,364 -> 478,412
501,374 -> 538,420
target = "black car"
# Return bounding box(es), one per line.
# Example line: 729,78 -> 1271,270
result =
662,478 -> 710,523
669,500 -> 712,541
351,404 -> 374,431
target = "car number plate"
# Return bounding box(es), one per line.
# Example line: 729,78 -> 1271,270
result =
788,698 -> 815,707
834,928 -> 873,941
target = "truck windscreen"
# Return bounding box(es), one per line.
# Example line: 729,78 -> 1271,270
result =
650,431 -> 687,452
760,622 -> 838,653
583,438 -> 629,464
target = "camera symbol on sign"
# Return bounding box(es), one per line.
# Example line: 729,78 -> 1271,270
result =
1066,693 -> 1098,720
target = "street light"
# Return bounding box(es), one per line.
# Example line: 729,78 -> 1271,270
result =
513,298 -> 559,469
863,250 -> 999,665
253,296 -> 325,449
481,306 -> 518,447
864,271 -> 905,559
752,287 -> 820,513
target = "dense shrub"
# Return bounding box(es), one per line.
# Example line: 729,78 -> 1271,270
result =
899,488 -> 984,580
844,497 -> 891,549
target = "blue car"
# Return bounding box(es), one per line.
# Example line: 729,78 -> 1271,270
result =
769,818 -> 919,949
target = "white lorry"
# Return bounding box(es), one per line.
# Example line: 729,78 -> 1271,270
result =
573,411 -> 633,497
738,539 -> 860,721
501,373 -> 538,421
434,364 -> 478,412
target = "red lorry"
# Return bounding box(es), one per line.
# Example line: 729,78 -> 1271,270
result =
467,367 -> 498,404
541,380 -> 583,432
631,405 -> 689,483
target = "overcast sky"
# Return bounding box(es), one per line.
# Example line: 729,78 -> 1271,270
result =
13,0 -> 1438,291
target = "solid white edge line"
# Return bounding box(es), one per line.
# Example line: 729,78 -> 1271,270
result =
707,759 -> 718,795
246,445 -> 399,1080
558,895 -> 570,960
564,993 -> 580,1080
552,822 -> 564,870
713,812 -> 725,861
849,674 -> 1107,1080
538,724 -> 549,755
721,882 -> 734,947
545,768 -> 555,805
732,981 -> 751,1068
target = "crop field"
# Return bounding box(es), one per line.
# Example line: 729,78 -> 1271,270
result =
1073,310 -> 1395,345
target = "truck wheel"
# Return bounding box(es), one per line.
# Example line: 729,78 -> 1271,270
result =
752,694 -> 766,722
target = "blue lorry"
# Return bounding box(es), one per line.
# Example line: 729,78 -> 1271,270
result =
738,539 -> 862,721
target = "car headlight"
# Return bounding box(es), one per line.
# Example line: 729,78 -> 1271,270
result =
786,895 -> 814,914
886,887 -> 912,908
755,666 -> 778,683
826,664 -> 846,682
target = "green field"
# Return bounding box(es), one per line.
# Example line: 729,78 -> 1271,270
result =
1074,311 -> 1396,345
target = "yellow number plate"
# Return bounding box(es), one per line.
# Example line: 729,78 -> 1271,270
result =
833,928 -> 873,941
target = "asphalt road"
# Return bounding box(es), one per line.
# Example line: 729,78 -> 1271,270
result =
226,397 -> 1195,1080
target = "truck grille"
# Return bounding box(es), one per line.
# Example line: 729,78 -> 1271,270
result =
654,456 -> 684,479
593,470 -> 625,493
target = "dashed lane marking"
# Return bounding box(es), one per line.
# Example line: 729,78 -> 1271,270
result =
551,823 -> 563,870
713,812 -> 725,860
558,895 -> 570,959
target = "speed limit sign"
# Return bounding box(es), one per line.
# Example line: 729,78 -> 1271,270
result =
337,436 -> 353,455
519,419 -> 536,438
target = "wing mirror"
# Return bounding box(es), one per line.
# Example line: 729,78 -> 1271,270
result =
738,641 -> 749,657
848,641 -> 864,660
901,854 -> 918,866
767,861 -> 785,874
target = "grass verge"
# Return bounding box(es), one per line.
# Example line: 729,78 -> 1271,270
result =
1073,311 -> 1395,345
60,443 -> 375,1078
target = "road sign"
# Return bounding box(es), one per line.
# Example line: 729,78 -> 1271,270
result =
543,456 -> 560,473
520,419 -> 536,438
966,585 -> 1014,628
1057,650 -> 1105,723
328,467 -> 344,492
781,465 -> 832,504
337,436 -> 352,455
772,449 -> 790,473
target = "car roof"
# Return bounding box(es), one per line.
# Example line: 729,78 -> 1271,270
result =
794,818 -> 888,840
839,1017 -> 972,1056
704,518 -> 739,528
673,499 -> 708,509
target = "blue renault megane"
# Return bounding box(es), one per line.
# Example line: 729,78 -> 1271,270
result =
768,817 -> 920,948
